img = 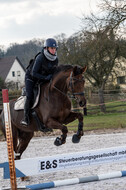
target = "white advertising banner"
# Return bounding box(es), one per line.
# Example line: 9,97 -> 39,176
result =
14,146 -> 126,177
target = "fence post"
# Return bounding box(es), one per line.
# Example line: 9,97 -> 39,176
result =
2,89 -> 17,190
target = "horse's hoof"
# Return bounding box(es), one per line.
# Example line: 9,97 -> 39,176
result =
72,134 -> 80,143
54,137 -> 62,146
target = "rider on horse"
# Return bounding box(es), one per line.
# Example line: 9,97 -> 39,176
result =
21,38 -> 59,126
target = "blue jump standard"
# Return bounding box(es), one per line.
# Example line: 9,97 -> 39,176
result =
0,162 -> 26,179
25,170 -> 126,190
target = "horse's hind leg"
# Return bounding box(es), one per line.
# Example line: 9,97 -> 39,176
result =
0,114 -> 18,157
64,111 -> 84,143
0,111 -> 6,137
46,118 -> 68,146
12,126 -> 18,155
15,130 -> 34,160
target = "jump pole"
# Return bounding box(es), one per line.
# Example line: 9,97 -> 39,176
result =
2,89 -> 17,190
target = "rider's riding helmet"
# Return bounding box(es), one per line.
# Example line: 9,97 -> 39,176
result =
44,38 -> 58,49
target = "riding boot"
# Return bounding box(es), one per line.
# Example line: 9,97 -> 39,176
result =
20,98 -> 31,126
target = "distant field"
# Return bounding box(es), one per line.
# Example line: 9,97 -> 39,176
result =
87,101 -> 126,114
0,101 -> 126,136
67,112 -> 126,132
68,101 -> 126,132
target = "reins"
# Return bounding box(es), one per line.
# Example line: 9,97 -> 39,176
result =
53,85 -> 67,97
51,72 -> 85,99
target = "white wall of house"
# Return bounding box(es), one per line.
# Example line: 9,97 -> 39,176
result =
5,59 -> 25,89
113,57 -> 126,89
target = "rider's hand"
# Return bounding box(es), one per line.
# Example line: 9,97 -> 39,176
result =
45,74 -> 52,81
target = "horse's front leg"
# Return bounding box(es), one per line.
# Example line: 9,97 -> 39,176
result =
46,118 -> 68,146
64,111 -> 84,143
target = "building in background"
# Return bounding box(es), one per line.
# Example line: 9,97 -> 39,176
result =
110,57 -> 126,89
0,56 -> 25,90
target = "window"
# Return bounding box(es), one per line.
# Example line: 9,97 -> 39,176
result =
12,71 -> 15,77
17,71 -> 21,76
117,76 -> 125,84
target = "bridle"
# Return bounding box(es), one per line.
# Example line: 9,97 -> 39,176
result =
69,71 -> 85,98
53,71 -> 85,99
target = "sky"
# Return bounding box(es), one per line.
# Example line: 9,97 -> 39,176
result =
0,0 -> 100,48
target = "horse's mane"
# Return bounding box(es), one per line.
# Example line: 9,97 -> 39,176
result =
53,64 -> 83,77
54,64 -> 73,74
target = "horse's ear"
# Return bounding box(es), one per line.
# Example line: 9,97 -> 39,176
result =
73,65 -> 87,75
82,66 -> 87,73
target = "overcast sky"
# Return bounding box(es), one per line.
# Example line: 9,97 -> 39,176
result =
0,0 -> 100,47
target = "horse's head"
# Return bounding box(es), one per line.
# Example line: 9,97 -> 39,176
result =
51,64 -> 86,107
67,65 -> 87,107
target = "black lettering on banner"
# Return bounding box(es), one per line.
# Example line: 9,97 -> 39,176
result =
40,160 -> 58,170
119,150 -> 126,155
53,160 -> 57,168
46,161 -> 52,169
41,161 -> 45,170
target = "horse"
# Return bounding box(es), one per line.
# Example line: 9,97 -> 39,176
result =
0,64 -> 87,160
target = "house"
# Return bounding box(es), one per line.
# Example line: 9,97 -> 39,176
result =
85,56 -> 126,90
116,57 -> 126,89
0,56 -> 26,89
111,57 -> 126,89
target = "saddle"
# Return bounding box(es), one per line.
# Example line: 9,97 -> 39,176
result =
14,85 -> 52,133
14,84 -> 40,111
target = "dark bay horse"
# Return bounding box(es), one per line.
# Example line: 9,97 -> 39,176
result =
0,64 -> 86,159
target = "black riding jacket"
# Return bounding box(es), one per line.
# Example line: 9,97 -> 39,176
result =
30,49 -> 58,82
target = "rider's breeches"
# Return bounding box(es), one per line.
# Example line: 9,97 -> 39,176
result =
25,77 -> 35,102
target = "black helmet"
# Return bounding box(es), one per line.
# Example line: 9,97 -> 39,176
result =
44,38 -> 58,49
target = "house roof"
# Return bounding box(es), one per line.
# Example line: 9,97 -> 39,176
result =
0,56 -> 25,80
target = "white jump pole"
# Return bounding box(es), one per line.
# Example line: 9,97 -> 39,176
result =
2,89 -> 17,190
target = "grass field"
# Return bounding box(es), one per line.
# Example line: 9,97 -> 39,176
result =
68,101 -> 126,132
67,112 -> 126,132
0,101 -> 126,136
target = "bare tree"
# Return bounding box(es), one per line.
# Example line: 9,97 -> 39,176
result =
99,0 -> 126,31
77,0 -> 126,112
80,29 -> 119,112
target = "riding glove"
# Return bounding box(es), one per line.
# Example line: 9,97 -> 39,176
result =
45,74 -> 52,81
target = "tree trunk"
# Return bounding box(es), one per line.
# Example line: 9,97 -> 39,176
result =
98,88 -> 106,113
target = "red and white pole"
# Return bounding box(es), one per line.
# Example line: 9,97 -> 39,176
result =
2,89 -> 17,190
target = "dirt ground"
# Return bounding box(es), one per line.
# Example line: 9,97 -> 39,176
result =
0,128 -> 126,190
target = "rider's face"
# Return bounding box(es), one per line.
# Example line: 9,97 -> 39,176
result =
48,47 -> 56,55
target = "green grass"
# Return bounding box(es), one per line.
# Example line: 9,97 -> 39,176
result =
85,112 -> 126,130
0,101 -> 126,135
67,112 -> 126,132
87,101 -> 126,114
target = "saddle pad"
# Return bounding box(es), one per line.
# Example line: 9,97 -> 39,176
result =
14,87 -> 40,111
14,96 -> 26,110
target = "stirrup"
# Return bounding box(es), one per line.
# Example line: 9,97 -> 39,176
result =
20,118 -> 29,126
